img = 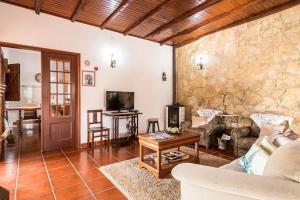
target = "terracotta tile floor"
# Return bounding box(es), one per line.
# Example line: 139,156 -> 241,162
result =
0,127 -> 236,200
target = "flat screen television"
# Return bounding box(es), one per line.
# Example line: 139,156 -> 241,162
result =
106,91 -> 134,111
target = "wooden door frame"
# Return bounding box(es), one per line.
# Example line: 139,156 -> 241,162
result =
0,41 -> 81,151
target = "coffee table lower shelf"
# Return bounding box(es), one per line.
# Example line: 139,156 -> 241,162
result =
138,155 -> 199,178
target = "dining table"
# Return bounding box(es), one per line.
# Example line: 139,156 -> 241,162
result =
6,106 -> 41,133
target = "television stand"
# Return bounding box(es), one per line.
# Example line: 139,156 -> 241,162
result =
117,110 -> 127,113
111,110 -> 135,113
103,111 -> 143,146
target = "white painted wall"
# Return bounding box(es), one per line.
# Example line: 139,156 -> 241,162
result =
2,47 -> 41,126
0,3 -> 173,143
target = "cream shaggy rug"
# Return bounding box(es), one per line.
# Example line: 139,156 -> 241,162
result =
99,147 -> 231,200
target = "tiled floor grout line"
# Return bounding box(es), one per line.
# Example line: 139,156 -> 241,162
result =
44,157 -> 68,164
60,148 -> 97,199
93,186 -> 116,196
87,147 -> 121,162
34,134 -> 57,200
41,153 -> 57,200
111,155 -> 120,162
110,151 -> 121,162
46,171 -> 76,180
124,150 -> 138,157
86,153 -> 101,167
41,160 -> 73,171
13,134 -> 22,200
55,182 -> 82,191
61,148 -> 80,154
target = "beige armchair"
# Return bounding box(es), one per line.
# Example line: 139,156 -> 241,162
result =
181,117 -> 225,149
231,113 -> 293,156
231,122 -> 260,156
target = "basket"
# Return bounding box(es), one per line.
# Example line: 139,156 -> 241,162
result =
217,138 -> 229,150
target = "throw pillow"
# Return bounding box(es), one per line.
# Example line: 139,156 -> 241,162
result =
191,116 -> 208,128
280,120 -> 290,133
284,130 -> 300,140
239,143 -> 271,175
264,139 -> 300,183
196,109 -> 222,123
260,136 -> 277,154
269,131 -> 300,147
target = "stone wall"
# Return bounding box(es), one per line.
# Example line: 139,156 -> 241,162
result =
176,5 -> 300,131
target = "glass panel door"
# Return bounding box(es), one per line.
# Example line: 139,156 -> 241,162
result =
49,60 -> 71,117
42,51 -> 78,152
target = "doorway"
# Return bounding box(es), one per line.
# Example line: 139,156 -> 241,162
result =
0,42 -> 80,152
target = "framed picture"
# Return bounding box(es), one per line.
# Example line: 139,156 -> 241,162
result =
82,70 -> 95,86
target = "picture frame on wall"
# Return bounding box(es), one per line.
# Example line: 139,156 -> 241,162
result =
82,70 -> 95,86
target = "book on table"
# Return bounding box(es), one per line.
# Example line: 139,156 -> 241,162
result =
148,132 -> 174,140
145,150 -> 190,165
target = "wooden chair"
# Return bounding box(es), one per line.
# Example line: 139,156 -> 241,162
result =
87,109 -> 110,148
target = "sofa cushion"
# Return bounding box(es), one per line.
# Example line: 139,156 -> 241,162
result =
264,139 -> 300,183
237,137 -> 257,149
249,122 -> 261,137
191,116 -> 208,128
259,123 -> 286,137
185,124 -> 221,135
220,159 -> 244,172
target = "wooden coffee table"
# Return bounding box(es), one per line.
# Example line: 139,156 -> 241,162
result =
138,132 -> 200,179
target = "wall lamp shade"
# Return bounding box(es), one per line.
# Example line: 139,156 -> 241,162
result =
111,54 -> 117,68
195,56 -> 203,70
191,55 -> 204,70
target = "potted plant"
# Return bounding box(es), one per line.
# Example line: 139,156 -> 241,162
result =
6,129 -> 15,144
165,127 -> 181,135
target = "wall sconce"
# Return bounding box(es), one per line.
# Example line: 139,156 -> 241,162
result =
110,54 -> 117,68
162,72 -> 167,81
195,56 -> 203,70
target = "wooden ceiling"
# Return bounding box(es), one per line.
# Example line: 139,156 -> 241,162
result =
2,0 -> 299,47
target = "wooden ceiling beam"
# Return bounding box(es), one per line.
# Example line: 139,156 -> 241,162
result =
123,0 -> 176,35
71,0 -> 87,22
100,0 -> 131,29
144,0 -> 222,39
160,0 -> 262,45
35,0 -> 43,15
175,0 -> 300,48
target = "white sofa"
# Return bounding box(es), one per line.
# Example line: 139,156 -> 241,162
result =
172,160 -> 300,200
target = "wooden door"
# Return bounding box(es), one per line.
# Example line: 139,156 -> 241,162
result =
42,52 -> 79,151
5,63 -> 20,101
0,47 -> 5,136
